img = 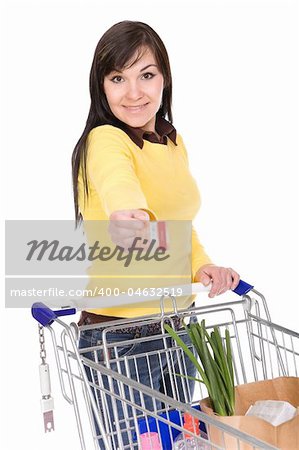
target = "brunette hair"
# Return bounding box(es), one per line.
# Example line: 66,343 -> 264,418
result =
71,20 -> 173,224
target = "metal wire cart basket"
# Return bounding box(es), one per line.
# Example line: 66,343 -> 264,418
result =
32,281 -> 299,449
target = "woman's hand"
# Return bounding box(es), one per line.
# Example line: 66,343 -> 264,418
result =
108,209 -> 150,250
195,264 -> 240,298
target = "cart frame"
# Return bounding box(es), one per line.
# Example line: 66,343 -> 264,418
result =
32,283 -> 299,450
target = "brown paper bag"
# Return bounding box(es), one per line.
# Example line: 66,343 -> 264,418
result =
200,377 -> 299,450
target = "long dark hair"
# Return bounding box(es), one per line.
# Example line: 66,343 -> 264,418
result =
71,20 -> 173,224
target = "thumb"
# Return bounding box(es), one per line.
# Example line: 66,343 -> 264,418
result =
132,209 -> 150,221
199,273 -> 211,286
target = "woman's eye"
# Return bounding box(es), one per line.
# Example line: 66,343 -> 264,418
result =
142,72 -> 155,80
110,72 -> 156,83
111,75 -> 124,83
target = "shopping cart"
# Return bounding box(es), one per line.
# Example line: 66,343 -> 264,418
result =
31,281 -> 299,450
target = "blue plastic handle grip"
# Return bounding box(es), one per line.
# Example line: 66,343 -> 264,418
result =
232,279 -> 254,296
31,302 -> 76,326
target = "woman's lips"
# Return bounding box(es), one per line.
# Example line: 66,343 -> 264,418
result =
123,103 -> 149,112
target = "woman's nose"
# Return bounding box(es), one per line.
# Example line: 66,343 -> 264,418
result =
125,81 -> 143,100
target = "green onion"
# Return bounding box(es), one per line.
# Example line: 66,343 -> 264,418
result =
164,319 -> 235,416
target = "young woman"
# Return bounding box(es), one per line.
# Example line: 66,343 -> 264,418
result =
72,20 -> 240,448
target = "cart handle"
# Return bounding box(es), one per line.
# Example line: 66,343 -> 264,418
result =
32,303 -> 76,327
31,279 -> 253,326
193,279 -> 253,296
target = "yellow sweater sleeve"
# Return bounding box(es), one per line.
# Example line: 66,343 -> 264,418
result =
191,226 -> 213,281
86,125 -> 212,281
86,125 -> 157,219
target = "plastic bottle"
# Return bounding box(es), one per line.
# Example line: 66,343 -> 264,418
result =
140,431 -> 162,449
173,413 -> 209,449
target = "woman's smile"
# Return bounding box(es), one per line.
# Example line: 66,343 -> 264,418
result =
123,102 -> 149,112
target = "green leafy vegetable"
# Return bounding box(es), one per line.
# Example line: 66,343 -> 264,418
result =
164,319 -> 235,416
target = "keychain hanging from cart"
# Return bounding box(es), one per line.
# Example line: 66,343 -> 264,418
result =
38,323 -> 55,432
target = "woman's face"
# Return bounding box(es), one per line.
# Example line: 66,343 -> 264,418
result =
103,47 -> 164,132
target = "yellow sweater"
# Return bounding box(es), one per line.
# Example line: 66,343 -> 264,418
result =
78,124 -> 212,317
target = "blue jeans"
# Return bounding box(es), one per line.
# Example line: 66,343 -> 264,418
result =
79,316 -> 197,449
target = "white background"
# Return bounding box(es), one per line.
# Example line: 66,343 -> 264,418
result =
2,1 -> 298,449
